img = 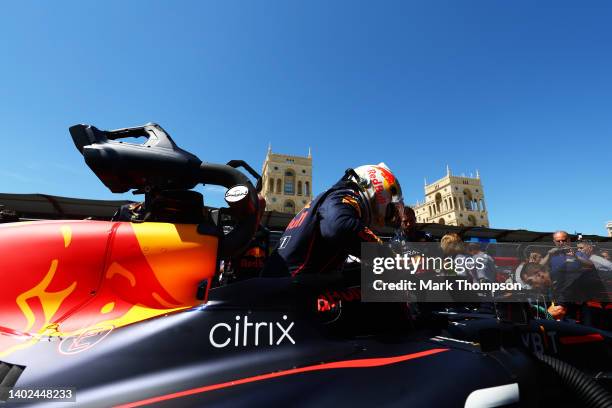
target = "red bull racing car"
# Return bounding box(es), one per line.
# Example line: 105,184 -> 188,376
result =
0,124 -> 611,407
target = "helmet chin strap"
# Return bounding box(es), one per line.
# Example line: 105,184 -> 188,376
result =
356,187 -> 372,226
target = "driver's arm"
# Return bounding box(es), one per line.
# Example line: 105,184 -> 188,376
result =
319,191 -> 382,257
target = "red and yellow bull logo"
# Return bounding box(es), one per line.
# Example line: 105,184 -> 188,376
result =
377,166 -> 396,185
0,220 -> 218,357
365,165 -> 399,207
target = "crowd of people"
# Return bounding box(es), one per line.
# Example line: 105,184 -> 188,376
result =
516,230 -> 612,325
434,230 -> 611,326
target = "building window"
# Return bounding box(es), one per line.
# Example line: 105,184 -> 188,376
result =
435,193 -> 442,213
463,189 -> 473,210
272,197 -> 277,202
274,166 -> 278,170
297,181 -> 303,195
305,181 -> 310,196
302,169 -> 306,174
284,170 -> 295,195
268,180 -> 274,193
276,179 -> 282,193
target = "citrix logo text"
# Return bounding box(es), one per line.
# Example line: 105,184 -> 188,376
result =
209,315 -> 295,348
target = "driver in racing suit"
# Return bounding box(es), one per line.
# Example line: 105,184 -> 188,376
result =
262,163 -> 406,276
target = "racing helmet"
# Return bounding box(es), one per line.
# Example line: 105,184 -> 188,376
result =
351,163 -> 405,228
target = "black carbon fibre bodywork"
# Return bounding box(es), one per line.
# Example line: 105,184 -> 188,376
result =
2,276 -> 611,407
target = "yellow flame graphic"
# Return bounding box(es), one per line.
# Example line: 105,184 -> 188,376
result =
101,302 -> 115,314
16,259 -> 77,332
61,225 -> 72,248
106,262 -> 136,287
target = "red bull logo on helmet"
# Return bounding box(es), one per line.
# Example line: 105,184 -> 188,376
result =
367,168 -> 389,205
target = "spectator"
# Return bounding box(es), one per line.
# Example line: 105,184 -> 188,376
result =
576,241 -> 612,272
600,250 -> 611,262
519,263 -> 565,319
467,242 -> 496,282
390,207 -> 435,257
540,230 -> 594,281
520,263 -> 552,291
440,233 -> 464,256
528,250 -> 543,264
521,262 -> 608,321
440,233 -> 469,278
515,250 -> 544,288
401,207 -> 433,242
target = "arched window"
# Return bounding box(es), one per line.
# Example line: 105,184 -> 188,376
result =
435,193 -> 442,213
305,181 -> 310,196
297,181 -> 303,195
276,179 -> 282,194
284,200 -> 295,214
467,215 -> 477,226
284,170 -> 295,195
463,189 -> 473,211
268,179 -> 274,193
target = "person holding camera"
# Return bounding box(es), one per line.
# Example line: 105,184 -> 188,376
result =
540,231 -> 594,281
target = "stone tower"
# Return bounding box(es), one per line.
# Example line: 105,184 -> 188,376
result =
413,167 -> 489,227
261,146 -> 313,214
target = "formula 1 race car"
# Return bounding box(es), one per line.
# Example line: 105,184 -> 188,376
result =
0,124 -> 611,408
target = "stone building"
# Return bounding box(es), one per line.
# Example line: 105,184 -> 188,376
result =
413,166 -> 489,227
261,146 -> 313,214
606,221 -> 612,237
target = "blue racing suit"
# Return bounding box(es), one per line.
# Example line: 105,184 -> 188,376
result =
263,179 -> 382,276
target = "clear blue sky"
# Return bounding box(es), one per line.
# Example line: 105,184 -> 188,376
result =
1,1 -> 610,235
